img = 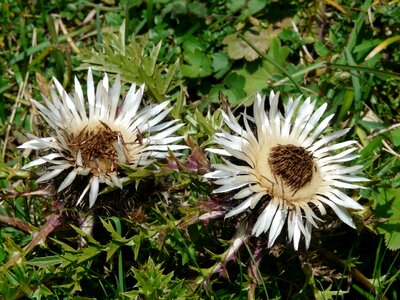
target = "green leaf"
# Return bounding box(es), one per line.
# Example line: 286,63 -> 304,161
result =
344,48 -> 361,112
337,88 -> 354,122
99,218 -> 137,261
158,58 -> 180,95
0,247 -> 5,264
165,229 -> 194,266
142,41 -> 162,77
241,0 -> 267,19
353,38 -> 381,60
31,284 -> 52,300
9,25 -> 92,65
328,63 -> 400,80
358,135 -> 383,159
223,73 -> 247,105
372,188 -> 400,250
390,127 -> 400,147
212,52 -> 231,79
365,35 -> 400,61
125,256 -> 187,299
263,37 -> 290,72
314,40 -> 330,57
223,28 -> 271,61
345,0 -> 373,51
314,284 -> 347,300
358,120 -> 386,131
181,35 -> 204,53
232,36 -> 294,98
227,0 -> 246,13
27,255 -> 62,267
77,246 -> 102,264
78,33 -> 182,103
70,224 -> 101,246
181,50 -> 213,78
194,110 -> 217,135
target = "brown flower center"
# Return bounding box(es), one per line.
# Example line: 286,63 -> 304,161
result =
67,122 -> 131,174
268,144 -> 314,192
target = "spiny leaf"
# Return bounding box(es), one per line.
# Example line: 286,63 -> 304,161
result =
26,255 -> 62,267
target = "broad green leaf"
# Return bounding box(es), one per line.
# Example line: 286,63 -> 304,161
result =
223,27 -> 271,61
372,188 -> 400,250
390,127 -> 400,147
181,35 -> 204,52
265,37 -> 290,72
314,40 -> 330,57
181,50 -> 213,78
234,65 -> 269,99
358,120 -> 386,131
242,0 -> 266,17
227,0 -> 246,13
212,52 -> 231,79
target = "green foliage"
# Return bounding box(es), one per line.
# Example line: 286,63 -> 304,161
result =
181,49 -> 213,78
1,0 -> 400,299
372,188 -> 400,250
78,26 -> 181,104
124,257 -> 188,299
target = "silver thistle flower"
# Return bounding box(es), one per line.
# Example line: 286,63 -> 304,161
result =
20,69 -> 186,207
205,91 -> 367,250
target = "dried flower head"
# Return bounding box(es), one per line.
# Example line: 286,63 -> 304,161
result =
20,69 -> 186,207
205,91 -> 367,250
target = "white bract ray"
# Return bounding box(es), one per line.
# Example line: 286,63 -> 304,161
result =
205,91 -> 367,250
20,68 -> 187,207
